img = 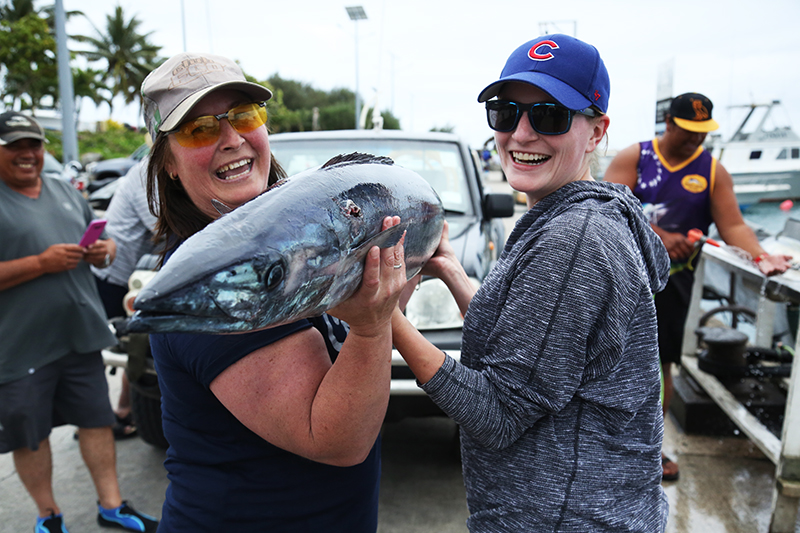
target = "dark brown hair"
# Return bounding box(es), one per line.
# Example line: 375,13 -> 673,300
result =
146,133 -> 286,261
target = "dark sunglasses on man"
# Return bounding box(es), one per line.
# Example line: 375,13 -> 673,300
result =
486,100 -> 598,135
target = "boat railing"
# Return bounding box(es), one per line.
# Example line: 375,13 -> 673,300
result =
681,243 -> 800,531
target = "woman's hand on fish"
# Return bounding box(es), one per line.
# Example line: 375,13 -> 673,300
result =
420,220 -> 476,317
398,221 -> 461,310
421,221 -> 461,280
328,216 -> 407,337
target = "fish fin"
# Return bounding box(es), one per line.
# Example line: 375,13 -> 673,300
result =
322,152 -> 394,169
337,224 -> 404,281
350,223 -> 405,259
211,198 -> 233,215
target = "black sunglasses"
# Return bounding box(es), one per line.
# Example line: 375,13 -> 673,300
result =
485,100 -> 598,134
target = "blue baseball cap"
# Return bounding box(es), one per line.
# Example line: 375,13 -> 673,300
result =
477,34 -> 610,114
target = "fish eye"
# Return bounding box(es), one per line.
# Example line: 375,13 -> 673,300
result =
265,263 -> 284,291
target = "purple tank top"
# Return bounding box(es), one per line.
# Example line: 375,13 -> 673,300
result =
633,139 -> 715,236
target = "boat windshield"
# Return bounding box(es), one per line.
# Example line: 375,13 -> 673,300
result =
270,138 -> 473,215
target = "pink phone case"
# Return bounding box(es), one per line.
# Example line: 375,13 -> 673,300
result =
79,219 -> 107,247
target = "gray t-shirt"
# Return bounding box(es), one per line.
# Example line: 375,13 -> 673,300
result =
0,176 -> 115,384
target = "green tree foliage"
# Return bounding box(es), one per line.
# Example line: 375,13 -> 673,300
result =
366,108 -> 400,130
0,12 -> 58,110
0,0 -> 83,29
44,127 -> 146,161
72,66 -> 112,116
317,102 -> 359,131
73,6 -> 161,114
37,3 -> 84,32
1,2 -> 401,136
264,74 -> 401,132
0,0 -> 35,21
0,0 -> 89,112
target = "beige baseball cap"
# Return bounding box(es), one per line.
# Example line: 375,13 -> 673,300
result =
141,53 -> 272,141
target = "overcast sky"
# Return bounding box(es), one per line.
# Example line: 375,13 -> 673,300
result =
64,0 -> 800,152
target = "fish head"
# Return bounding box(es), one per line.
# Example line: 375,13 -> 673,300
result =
129,240 -> 341,334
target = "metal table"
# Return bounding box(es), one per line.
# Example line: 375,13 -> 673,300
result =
680,244 -> 800,532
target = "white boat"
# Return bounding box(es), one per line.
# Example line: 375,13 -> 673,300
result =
707,100 -> 800,207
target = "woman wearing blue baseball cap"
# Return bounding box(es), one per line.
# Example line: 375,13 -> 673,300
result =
393,35 -> 670,531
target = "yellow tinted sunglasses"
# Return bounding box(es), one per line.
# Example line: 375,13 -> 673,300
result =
168,102 -> 268,148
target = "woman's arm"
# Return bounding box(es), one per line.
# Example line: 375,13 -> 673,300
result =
391,307 -> 446,384
84,238 -> 117,268
395,214 -> 636,450
392,221 -> 475,383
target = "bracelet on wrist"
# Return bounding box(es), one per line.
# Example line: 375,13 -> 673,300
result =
753,253 -> 768,264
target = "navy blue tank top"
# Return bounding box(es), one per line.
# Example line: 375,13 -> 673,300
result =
151,276 -> 380,533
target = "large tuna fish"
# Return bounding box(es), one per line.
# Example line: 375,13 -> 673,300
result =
127,153 -> 444,334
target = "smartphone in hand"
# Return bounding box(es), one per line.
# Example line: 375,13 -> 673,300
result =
79,219 -> 107,247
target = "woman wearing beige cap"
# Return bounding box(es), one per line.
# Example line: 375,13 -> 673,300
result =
140,53 -> 406,532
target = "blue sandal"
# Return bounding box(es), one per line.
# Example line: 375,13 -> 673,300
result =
36,512 -> 69,533
97,501 -> 158,532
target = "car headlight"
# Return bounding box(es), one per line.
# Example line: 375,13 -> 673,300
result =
124,270 -> 158,316
404,276 -> 480,330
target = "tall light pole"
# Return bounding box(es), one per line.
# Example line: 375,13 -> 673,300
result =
181,0 -> 187,51
345,6 -> 367,130
54,0 -> 78,163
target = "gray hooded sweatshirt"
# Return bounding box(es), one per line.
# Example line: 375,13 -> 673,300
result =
422,180 -> 670,532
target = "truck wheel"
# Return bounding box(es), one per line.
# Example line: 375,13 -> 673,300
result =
130,375 -> 169,449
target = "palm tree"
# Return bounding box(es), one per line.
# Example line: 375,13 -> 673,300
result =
0,0 -> 101,113
0,0 -> 36,21
0,11 -> 58,111
0,0 -> 83,29
72,66 -> 112,120
73,6 -> 161,116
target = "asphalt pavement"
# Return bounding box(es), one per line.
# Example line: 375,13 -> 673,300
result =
0,368 -> 470,533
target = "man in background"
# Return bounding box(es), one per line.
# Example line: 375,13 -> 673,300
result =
604,93 -> 791,482
0,111 -> 158,533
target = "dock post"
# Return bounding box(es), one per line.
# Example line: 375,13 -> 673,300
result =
681,256 -> 706,358
769,324 -> 800,532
